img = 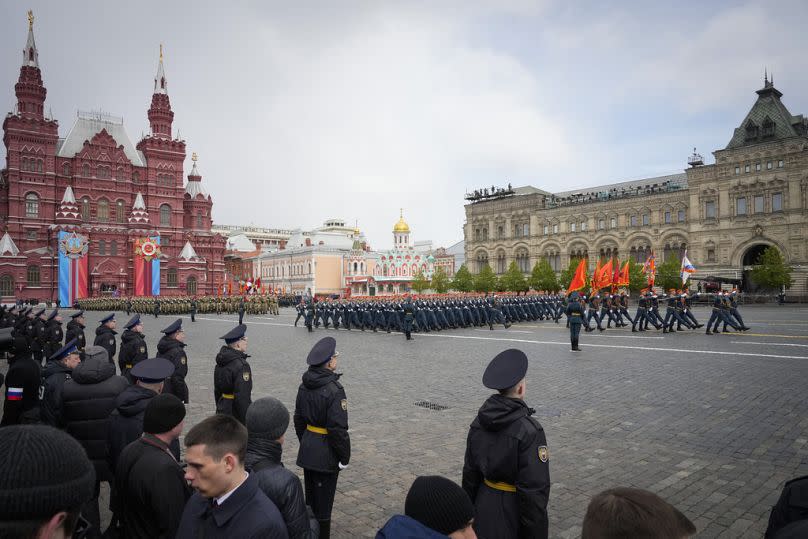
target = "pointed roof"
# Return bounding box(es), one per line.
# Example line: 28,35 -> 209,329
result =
23,10 -> 38,68
0,232 -> 20,256
185,153 -> 208,198
57,111 -> 146,166
154,44 -> 167,95
726,80 -> 808,149
179,240 -> 202,261
61,185 -> 76,204
133,192 -> 146,210
129,192 -> 150,225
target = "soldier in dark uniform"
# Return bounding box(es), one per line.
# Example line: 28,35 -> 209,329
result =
65,310 -> 87,356
214,324 -> 252,425
119,314 -> 148,382
43,309 -> 64,360
304,300 -> 315,332
294,337 -> 350,539
40,339 -> 82,428
295,300 -> 305,327
1,336 -> 42,425
402,297 -> 415,340
125,297 -> 132,316
190,296 -> 198,322
566,292 -> 584,351
462,349 -> 550,539
153,298 -> 161,318
31,308 -> 47,365
93,313 -> 118,365
156,319 -> 189,403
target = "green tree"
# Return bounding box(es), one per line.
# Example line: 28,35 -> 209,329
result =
431,266 -> 450,293
495,275 -> 508,292
655,255 -> 681,292
627,259 -> 647,292
559,258 -> 590,292
474,264 -> 498,293
411,270 -> 430,294
451,264 -> 474,292
751,246 -> 792,290
529,259 -> 560,292
500,261 -> 528,292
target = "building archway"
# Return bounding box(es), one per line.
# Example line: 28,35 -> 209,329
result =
741,243 -> 771,292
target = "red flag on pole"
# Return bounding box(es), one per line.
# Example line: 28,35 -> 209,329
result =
568,258 -> 587,292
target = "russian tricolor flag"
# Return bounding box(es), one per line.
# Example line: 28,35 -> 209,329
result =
7,387 -> 23,401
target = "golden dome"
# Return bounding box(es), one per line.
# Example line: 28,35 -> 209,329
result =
393,208 -> 410,233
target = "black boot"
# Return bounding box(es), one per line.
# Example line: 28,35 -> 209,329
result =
318,519 -> 330,539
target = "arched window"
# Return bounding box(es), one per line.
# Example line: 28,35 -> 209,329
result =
98,240 -> 106,256
62,163 -> 70,176
81,197 -> 90,220
196,214 -> 202,228
308,263 -> 312,274
186,276 -> 198,294
83,164 -> 90,177
116,200 -> 125,223
167,268 -> 178,287
476,252 -> 489,273
21,157 -> 28,171
353,262 -> 358,273
97,198 -> 109,222
0,274 -> 14,297
25,193 -> 39,218
116,167 -> 124,181
27,265 -> 40,286
160,204 -> 171,227
97,165 -> 110,179
517,249 -> 531,272
496,251 -> 506,274
110,241 -> 118,256
133,171 -> 140,183
37,160 -> 43,173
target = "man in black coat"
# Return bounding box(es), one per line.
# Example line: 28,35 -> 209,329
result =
43,310 -> 64,360
62,345 -> 129,534
40,339 -> 82,428
29,308 -> 47,364
12,306 -> 32,360
246,397 -> 319,539
115,394 -> 191,539
93,313 -> 118,365
177,414 -> 288,539
1,348 -> 42,426
293,337 -> 350,539
107,357 -> 176,469
65,310 -> 87,356
118,314 -> 148,383
214,324 -> 252,424
156,319 -> 189,403
462,349 -> 550,539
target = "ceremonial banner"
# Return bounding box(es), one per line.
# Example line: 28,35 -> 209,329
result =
58,231 -> 89,307
680,250 -> 696,286
568,258 -> 587,292
133,236 -> 161,296
643,252 -> 656,287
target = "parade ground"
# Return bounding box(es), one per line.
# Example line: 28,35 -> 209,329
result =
5,303 -> 808,538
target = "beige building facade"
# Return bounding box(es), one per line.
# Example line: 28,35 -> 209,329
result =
464,80 -> 808,296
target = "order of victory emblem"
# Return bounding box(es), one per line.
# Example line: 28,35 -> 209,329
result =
134,238 -> 162,261
58,232 -> 89,260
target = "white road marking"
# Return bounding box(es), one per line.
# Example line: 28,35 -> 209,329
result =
730,341 -> 808,348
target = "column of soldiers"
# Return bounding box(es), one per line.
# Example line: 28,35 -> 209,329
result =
75,293 -> 280,317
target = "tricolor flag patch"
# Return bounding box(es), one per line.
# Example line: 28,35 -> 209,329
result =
7,387 -> 23,401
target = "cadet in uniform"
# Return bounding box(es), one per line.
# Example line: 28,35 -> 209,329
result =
403,297 -> 415,340
462,348 -> 550,539
43,309 -> 64,360
190,296 -> 198,323
213,324 -> 252,425
157,319 -> 190,404
565,292 -> 584,351
119,314 -> 148,382
65,310 -> 87,356
293,337 -> 350,539
93,313 -> 118,365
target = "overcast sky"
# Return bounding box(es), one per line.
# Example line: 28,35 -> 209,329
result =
2,1 -> 807,249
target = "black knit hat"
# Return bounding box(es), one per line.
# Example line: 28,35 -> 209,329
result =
0,425 -> 95,521
405,475 -> 475,535
246,397 -> 290,440
143,393 -> 186,434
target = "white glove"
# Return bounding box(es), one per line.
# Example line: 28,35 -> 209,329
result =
338,462 -> 349,470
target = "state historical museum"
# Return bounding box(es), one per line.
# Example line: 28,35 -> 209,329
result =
0,14 -> 226,302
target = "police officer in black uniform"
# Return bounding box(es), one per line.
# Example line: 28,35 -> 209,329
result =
293,337 -> 350,539
119,314 -> 148,382
213,324 -> 252,425
65,310 -> 87,356
30,308 -> 47,365
462,348 -> 551,539
93,313 -> 118,365
156,319 -> 189,404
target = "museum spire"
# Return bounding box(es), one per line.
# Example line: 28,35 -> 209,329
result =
15,10 -> 47,120
23,10 -> 39,68
147,44 -> 174,138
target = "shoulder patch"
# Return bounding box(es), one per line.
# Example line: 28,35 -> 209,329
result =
341,398 -> 348,411
109,338 -> 115,346
538,445 -> 549,463
180,355 -> 187,365
139,346 -> 145,354
242,371 -> 250,382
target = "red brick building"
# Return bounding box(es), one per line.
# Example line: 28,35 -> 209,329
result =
0,15 -> 225,301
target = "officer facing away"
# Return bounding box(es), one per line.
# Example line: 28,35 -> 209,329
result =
462,349 -> 551,539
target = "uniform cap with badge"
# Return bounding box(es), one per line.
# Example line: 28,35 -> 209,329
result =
482,348 -> 528,390
221,324 -> 247,344
130,357 -> 175,383
99,313 -> 115,325
124,314 -> 141,330
48,339 -> 80,363
307,336 -> 339,366
70,310 -> 84,319
46,309 -> 59,321
160,319 -> 183,335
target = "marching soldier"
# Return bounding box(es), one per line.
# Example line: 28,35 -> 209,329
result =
462,348 -> 550,539
294,337 -> 350,539
403,297 -> 415,340
190,296 -> 198,322
566,292 -> 584,351
213,324 -> 252,425
157,319 -> 189,403
119,314 -> 148,382
93,313 -> 118,365
238,297 -> 246,325
65,310 -> 87,355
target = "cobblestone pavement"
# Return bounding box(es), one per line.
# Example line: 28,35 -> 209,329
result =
3,304 -> 808,538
